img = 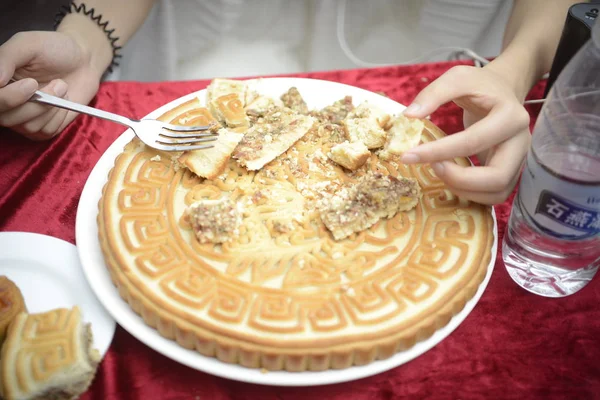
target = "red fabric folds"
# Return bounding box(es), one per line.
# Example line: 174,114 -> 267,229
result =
1,61 -> 598,400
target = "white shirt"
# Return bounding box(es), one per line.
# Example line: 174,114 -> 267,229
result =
111,0 -> 512,82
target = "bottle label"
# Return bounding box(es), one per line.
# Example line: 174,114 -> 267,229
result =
518,151 -> 600,240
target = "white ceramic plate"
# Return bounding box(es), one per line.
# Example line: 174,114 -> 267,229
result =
76,77 -> 497,386
0,231 -> 115,357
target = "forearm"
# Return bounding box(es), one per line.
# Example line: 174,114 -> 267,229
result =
485,0 -> 583,100
56,0 -> 156,79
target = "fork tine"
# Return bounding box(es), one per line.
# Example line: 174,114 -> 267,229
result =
154,143 -> 215,152
162,123 -> 217,132
156,136 -> 218,145
159,131 -> 218,139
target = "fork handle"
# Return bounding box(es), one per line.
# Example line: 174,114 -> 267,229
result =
31,90 -> 135,128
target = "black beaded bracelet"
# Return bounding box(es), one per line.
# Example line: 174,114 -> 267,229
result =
54,2 -> 122,75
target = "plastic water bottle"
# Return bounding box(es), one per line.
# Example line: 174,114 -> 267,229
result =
502,21 -> 600,297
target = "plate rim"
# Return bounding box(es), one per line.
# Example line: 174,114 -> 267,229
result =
75,77 -> 498,386
0,230 -> 116,358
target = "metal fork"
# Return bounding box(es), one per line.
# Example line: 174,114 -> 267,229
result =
11,78 -> 218,151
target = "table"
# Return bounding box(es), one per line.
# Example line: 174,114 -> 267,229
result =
1,61 -> 599,400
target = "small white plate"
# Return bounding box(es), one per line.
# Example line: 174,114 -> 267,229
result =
0,231 -> 115,357
76,77 -> 497,386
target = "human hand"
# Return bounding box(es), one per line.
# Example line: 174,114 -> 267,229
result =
401,65 -> 531,205
0,31 -> 105,140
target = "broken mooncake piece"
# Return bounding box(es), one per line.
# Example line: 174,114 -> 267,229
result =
209,93 -> 250,128
185,197 -> 242,244
245,95 -> 283,120
346,101 -> 390,127
311,96 -> 354,124
233,108 -> 316,171
320,172 -> 421,240
328,140 -> 371,171
342,102 -> 390,149
379,114 -> 425,160
179,127 -> 245,179
280,87 -> 309,114
0,306 -> 100,400
206,78 -> 250,128
206,78 -> 248,103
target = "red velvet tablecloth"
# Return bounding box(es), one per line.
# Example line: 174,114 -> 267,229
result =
1,61 -> 599,400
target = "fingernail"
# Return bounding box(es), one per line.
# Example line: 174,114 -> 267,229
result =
403,103 -> 421,115
431,162 -> 445,175
401,153 -> 420,164
20,79 -> 37,94
53,81 -> 68,97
